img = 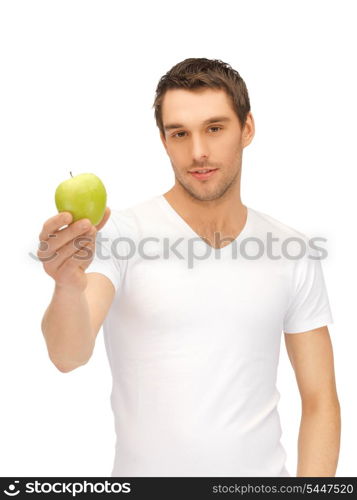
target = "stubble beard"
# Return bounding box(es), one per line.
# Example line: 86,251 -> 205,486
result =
172,160 -> 242,203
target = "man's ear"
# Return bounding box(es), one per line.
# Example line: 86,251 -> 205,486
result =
242,111 -> 255,148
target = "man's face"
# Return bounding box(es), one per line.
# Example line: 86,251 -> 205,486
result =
160,88 -> 254,202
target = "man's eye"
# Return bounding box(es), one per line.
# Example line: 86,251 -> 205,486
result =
172,127 -> 222,139
173,131 -> 186,138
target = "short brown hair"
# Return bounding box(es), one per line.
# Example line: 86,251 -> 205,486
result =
153,57 -> 251,136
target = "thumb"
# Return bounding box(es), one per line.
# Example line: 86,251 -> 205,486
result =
95,206 -> 111,231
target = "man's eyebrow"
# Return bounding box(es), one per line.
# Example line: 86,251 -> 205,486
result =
164,116 -> 231,131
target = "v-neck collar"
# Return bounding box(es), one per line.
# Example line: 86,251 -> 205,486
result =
155,194 -> 252,251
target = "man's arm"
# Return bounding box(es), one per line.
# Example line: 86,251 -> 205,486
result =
284,326 -> 341,477
39,208 -> 115,373
42,273 -> 115,372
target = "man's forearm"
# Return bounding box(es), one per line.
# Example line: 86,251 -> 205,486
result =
41,284 -> 94,372
297,400 -> 341,477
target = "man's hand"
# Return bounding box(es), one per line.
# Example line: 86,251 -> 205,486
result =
37,207 -> 111,293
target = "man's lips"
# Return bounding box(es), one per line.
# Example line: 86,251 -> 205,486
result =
188,168 -> 218,173
189,168 -> 219,179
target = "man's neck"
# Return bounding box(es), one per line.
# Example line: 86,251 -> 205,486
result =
162,188 -> 247,249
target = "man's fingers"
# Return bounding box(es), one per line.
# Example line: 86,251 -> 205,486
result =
39,206 -> 108,251
39,212 -> 73,242
43,227 -> 96,272
37,218 -> 95,260
57,231 -> 97,274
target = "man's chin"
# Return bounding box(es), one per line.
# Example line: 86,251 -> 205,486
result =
183,185 -> 224,202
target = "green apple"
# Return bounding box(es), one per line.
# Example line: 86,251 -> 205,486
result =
55,172 -> 107,225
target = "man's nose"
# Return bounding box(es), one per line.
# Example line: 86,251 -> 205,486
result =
191,134 -> 209,163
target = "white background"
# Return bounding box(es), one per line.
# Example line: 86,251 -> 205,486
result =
0,0 -> 356,477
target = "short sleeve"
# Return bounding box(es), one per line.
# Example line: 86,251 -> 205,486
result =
87,214 -> 122,293
283,247 -> 334,334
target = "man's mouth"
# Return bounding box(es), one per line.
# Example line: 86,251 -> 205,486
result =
189,168 -> 218,179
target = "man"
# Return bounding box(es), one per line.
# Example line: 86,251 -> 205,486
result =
38,58 -> 340,477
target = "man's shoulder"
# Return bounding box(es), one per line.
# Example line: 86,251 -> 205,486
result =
249,206 -> 309,242
110,194 -> 160,219
108,194 -> 161,235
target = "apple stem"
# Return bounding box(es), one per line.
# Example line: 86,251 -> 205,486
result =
70,171 -> 73,177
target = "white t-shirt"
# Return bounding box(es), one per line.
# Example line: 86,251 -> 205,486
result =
87,194 -> 333,477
